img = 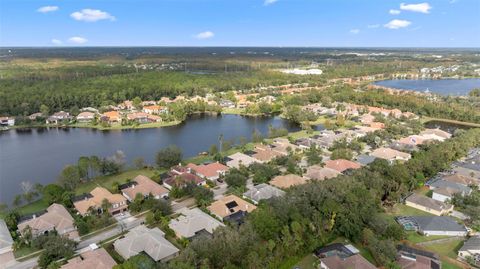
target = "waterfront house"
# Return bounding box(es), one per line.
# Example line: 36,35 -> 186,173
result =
168,208 -> 224,240
243,183 -> 285,204
61,247 -> 117,269
304,165 -> 341,181
17,203 -> 79,240
102,111 -> 121,123
114,225 -> 179,262
458,236 -> 480,262
207,195 -> 256,222
270,174 -> 307,189
73,187 -> 128,216
76,111 -> 95,123
405,193 -> 453,216
126,112 -> 161,123
120,175 -> 169,201
420,128 -> 452,140
219,99 -> 235,108
252,146 -> 284,162
370,147 -> 411,163
119,100 -> 134,110
143,105 -> 167,114
396,245 -> 441,269
46,111 -> 72,124
225,152 -> 261,169
0,117 -> 15,127
0,219 -> 14,268
186,162 -> 229,181
28,112 -> 43,121
324,159 -> 361,173
163,171 -> 205,190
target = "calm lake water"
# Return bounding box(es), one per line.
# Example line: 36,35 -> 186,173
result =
373,78 -> 480,96
0,114 -> 301,204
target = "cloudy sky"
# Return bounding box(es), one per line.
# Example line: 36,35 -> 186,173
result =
1,0 -> 479,47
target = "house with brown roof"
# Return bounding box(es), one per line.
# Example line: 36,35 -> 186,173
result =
102,111 -> 121,123
319,254 -> 376,269
396,245 -> 441,269
397,135 -> 428,146
73,187 -> 128,216
207,195 -> 256,221
121,175 -> 169,201
304,165 -> 341,181
252,145 -> 284,162
61,248 -> 117,269
163,172 -> 205,190
405,193 -> 453,216
76,112 -> 95,123
442,173 -> 479,186
270,174 -> 307,189
17,203 -> 79,240
186,162 -> 230,181
225,152 -> 261,168
420,128 -> 451,140
370,147 -> 411,163
324,159 -> 361,173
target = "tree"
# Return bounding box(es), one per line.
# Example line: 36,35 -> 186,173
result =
250,163 -> 280,185
133,157 -> 145,169
330,148 -> 353,160
224,169 -> 248,189
156,145 -> 183,168
306,146 -> 323,165
132,96 -> 142,109
209,144 -> 218,155
101,198 -> 111,213
42,184 -> 66,204
40,104 -> 49,116
58,165 -> 81,191
193,186 -> 214,207
35,234 -> 77,269
113,253 -> 156,269
252,129 -> 263,143
13,194 -> 23,207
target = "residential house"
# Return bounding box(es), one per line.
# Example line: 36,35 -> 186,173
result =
428,179 -> 471,202
219,99 -> 235,108
370,147 -> 411,163
398,135 -> 429,147
420,129 -> 452,140
252,146 -> 284,162
453,166 -> 480,180
102,111 -> 121,123
119,100 -> 134,110
186,162 -> 230,181
396,216 -> 467,236
169,208 -> 224,239
60,248 -> 117,269
355,154 -> 376,166
207,195 -> 256,222
120,175 -> 169,201
76,112 -> 95,123
304,166 -> 341,181
432,187 -> 463,203
225,152 -> 261,169
405,194 -> 453,216
73,187 -> 128,216
46,111 -> 71,124
0,117 -> 15,127
315,243 -> 376,269
442,173 -> 479,187
28,112 -> 43,121
324,159 -> 361,173
396,244 -> 441,269
0,219 -> 14,268
114,225 -> 179,262
17,203 -> 79,240
143,105 -> 167,114
458,236 -> 480,262
80,107 -> 99,113
272,138 -> 301,154
243,183 -> 285,204
270,174 -> 307,189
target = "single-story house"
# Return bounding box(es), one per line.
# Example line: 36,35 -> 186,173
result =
453,166 -> 480,181
17,203 -> 79,240
114,225 -> 179,262
0,117 -> 15,127
355,154 -> 376,166
252,145 -> 284,162
73,187 -> 128,216
370,147 -> 411,163
324,159 -> 361,173
442,173 -> 478,187
143,105 -> 167,114
163,172 -> 205,190
396,216 -> 467,236
397,135 -> 428,146
187,162 -> 229,181
405,193 -> 453,216
76,112 -> 95,123
420,128 -> 451,140
120,175 -> 169,201
60,247 -> 117,269
315,243 -> 376,269
46,111 -> 72,124
225,152 -> 261,169
168,208 -> 224,239
432,187 -> 462,203
28,112 -> 43,121
207,195 -> 256,221
0,219 -> 14,268
304,166 -> 341,181
102,111 -> 121,123
396,244 -> 440,269
458,236 -> 480,261
243,183 -> 285,204
270,174 -> 308,189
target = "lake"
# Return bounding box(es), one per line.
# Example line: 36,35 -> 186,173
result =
0,114 -> 301,204
373,78 -> 480,96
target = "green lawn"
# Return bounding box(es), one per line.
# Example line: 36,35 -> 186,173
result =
405,231 -> 450,244
423,239 -> 464,259
387,204 -> 435,217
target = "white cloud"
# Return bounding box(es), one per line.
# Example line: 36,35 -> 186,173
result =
70,9 -> 115,22
37,6 -> 59,13
389,9 -> 401,15
264,0 -> 278,6
400,3 -> 432,13
194,31 -> 214,39
367,24 -> 380,28
384,19 -> 412,29
350,29 -> 360,34
51,39 -> 62,45
68,36 -> 88,44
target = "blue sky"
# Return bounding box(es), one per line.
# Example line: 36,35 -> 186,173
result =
1,0 -> 479,47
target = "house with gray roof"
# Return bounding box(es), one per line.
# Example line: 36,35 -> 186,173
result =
355,154 -> 376,166
169,208 -> 224,239
0,219 -> 14,267
243,183 -> 285,204
410,216 -> 467,236
429,179 -> 472,203
458,236 -> 480,262
405,193 -> 453,216
114,225 -> 179,262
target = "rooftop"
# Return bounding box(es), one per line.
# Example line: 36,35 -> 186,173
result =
324,159 -> 361,173
270,174 -> 307,189
406,194 -> 452,212
169,207 -> 225,239
60,248 -> 117,269
207,195 -> 256,219
243,183 -> 285,203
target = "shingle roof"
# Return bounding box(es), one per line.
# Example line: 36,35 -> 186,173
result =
406,194 -> 452,212
114,225 -> 179,262
410,216 -> 467,233
320,254 -> 377,269
459,236 -> 480,252
60,248 -> 117,269
355,154 -> 376,166
429,179 -> 471,194
243,183 -> 285,203
169,208 -> 224,239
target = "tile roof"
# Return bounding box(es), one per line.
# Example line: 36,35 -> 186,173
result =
320,254 -> 377,269
61,248 -> 117,269
187,162 -> 229,178
114,225 -> 179,262
74,187 -> 127,215
121,175 -> 169,200
270,174 -> 307,189
324,159 -> 361,173
226,152 -> 260,168
163,172 -> 204,188
207,195 -> 256,219
17,203 -> 77,238
169,208 -> 224,239
371,147 -> 411,161
304,165 -> 341,180
243,183 -> 285,203
420,129 -> 451,139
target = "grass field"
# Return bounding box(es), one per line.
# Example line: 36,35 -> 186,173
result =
423,239 -> 464,259
405,231 -> 450,244
386,204 -> 435,217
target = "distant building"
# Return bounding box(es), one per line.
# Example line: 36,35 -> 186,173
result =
102,111 -> 121,123
76,112 -> 95,123
0,117 -> 15,127
370,147 -> 411,163
46,111 -> 71,124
